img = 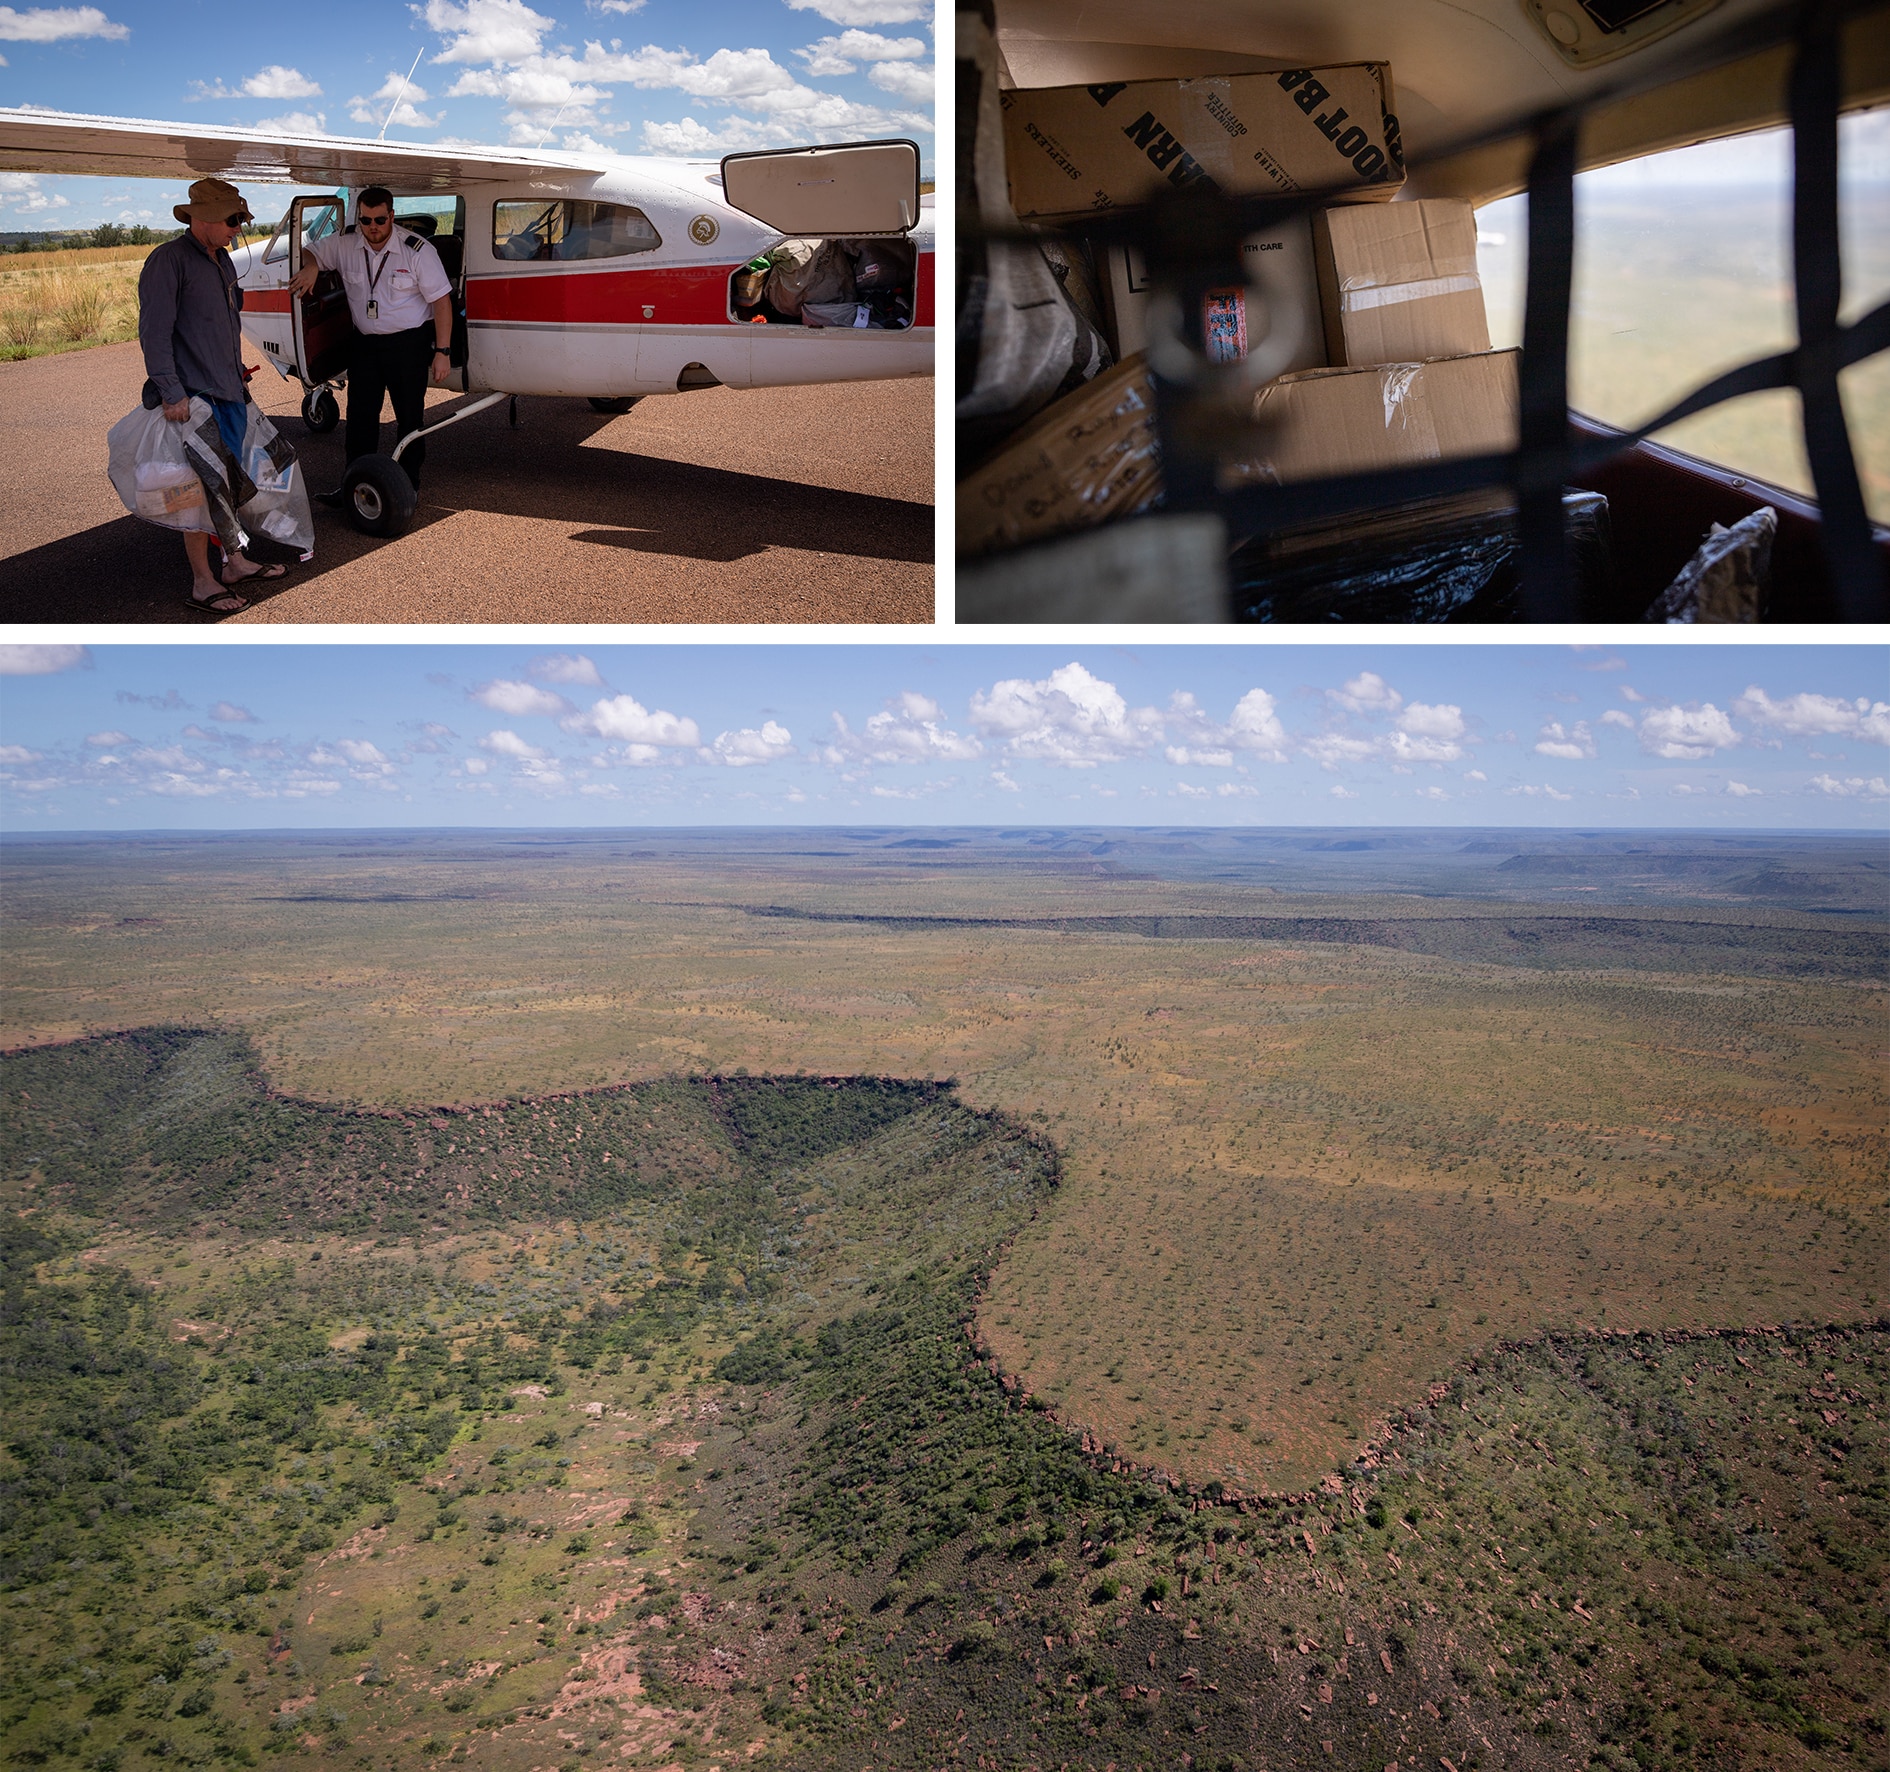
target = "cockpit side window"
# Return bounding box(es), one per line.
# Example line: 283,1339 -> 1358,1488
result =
1476,113 -> 1887,518
263,199 -> 341,265
491,200 -> 663,262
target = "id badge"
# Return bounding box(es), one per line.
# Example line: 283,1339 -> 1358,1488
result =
367,298 -> 379,318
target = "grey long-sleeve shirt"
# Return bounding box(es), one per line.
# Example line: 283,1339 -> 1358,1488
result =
138,230 -> 246,406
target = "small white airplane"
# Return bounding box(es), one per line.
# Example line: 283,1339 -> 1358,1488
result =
0,108 -> 934,536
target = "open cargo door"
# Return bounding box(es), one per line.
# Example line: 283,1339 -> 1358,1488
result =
720,139 -> 919,237
288,194 -> 352,387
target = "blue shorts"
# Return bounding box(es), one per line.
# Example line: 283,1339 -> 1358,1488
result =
201,395 -> 247,463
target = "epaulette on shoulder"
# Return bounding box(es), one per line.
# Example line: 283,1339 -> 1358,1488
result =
403,233 -> 423,250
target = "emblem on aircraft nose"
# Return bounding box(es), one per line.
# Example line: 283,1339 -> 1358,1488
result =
689,214 -> 719,246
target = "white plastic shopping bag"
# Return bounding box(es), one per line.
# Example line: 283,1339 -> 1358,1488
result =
107,394 -> 315,559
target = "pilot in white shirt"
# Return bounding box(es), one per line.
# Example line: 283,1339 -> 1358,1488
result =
287,185 -> 455,492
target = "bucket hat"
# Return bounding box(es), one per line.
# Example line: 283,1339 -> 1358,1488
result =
173,176 -> 254,226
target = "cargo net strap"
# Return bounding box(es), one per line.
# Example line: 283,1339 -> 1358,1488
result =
1129,0 -> 1888,620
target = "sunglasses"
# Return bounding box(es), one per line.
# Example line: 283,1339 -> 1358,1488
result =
358,213 -> 393,226
224,213 -> 247,227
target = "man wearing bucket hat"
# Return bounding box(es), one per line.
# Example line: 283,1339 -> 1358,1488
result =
137,176 -> 289,614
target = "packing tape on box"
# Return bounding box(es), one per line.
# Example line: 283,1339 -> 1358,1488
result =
1339,273 -> 1482,313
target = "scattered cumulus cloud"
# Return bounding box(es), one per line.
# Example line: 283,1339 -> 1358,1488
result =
349,71 -> 439,130
1328,671 -> 1401,716
1734,686 -> 1890,745
969,663 -> 1160,768
1638,703 -> 1738,760
0,643 -> 88,674
191,64 -> 322,100
84,730 -> 130,747
1535,720 -> 1595,761
528,653 -> 605,687
209,702 -> 257,724
1809,773 -> 1890,798
471,678 -> 570,718
0,5 -> 127,41
1724,781 -> 1761,797
1163,688 -> 1289,767
479,729 -> 550,760
710,722 -> 794,767
783,0 -> 932,23
795,28 -> 923,74
823,691 -> 981,767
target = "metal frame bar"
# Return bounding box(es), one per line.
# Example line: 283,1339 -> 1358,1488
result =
389,390 -> 507,464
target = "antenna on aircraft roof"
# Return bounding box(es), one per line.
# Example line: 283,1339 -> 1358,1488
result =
379,48 -> 424,142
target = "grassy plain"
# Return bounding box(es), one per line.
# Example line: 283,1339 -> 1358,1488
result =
2,1028 -> 1884,1771
3,830 -> 1884,1501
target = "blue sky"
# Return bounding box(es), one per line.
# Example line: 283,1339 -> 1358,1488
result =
1,643 -> 1885,831
0,0 -> 933,227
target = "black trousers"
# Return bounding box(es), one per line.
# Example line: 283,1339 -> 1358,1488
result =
345,323 -> 434,488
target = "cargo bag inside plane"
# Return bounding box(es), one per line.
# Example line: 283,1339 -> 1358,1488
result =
741,236 -> 919,329
106,393 -> 315,560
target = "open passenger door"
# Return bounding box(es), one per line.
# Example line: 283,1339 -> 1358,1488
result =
719,139 -> 920,237
287,194 -> 353,387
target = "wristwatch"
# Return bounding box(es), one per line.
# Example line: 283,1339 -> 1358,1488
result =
432,345 -> 451,355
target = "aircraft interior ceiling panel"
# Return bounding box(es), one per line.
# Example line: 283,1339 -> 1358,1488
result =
996,0 -> 1807,169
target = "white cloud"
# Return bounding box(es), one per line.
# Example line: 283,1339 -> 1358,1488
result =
193,64 -> 322,100
1639,703 -> 1738,760
795,28 -> 922,74
784,0 -> 931,23
1600,708 -> 1635,729
0,5 -> 127,40
1509,783 -> 1573,801
0,744 -> 41,763
1217,782 -> 1257,798
991,770 -> 1020,793
1328,785 -> 1357,800
1416,785 -> 1448,801
210,701 -> 256,723
253,110 -> 329,134
591,0 -> 644,11
1163,687 -> 1289,768
969,662 -> 1160,767
1302,732 -> 1381,771
423,0 -> 555,64
529,653 -> 604,687
1735,686 -> 1890,745
1808,773 -> 1890,799
1724,781 -> 1761,797
1174,782 -> 1211,800
471,678 -> 570,718
463,757 -> 489,775
1387,702 -> 1467,764
1329,671 -> 1401,716
1619,686 -> 1644,702
1534,719 -> 1594,761
823,691 -> 981,767
84,730 -> 130,746
711,721 -> 794,767
1463,769 -> 1487,781
567,692 -> 700,749
673,45 -> 796,98
867,58 -> 932,101
348,72 -> 439,130
0,170 -> 67,210
479,729 -> 549,760
0,643 -> 87,674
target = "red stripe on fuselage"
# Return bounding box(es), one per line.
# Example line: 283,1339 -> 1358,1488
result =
915,249 -> 934,328
244,287 -> 293,313
468,263 -> 737,326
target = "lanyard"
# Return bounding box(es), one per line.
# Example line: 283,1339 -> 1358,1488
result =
363,245 -> 394,301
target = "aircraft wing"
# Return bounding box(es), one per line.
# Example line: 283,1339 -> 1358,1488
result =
0,107 -> 607,191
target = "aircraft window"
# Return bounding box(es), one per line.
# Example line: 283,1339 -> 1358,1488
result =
492,200 -> 661,262
393,196 -> 464,239
1477,111 -> 1889,518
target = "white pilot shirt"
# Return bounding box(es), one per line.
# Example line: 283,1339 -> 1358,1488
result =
308,227 -> 452,335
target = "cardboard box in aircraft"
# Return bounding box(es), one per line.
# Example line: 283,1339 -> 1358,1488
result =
1096,211 -> 1327,377
1311,198 -> 1491,366
958,354 -> 1159,558
1234,349 -> 1519,485
1002,66 -> 1404,224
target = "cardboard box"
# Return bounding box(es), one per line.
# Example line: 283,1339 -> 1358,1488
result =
958,354 -> 1160,558
1096,213 -> 1327,377
1312,199 -> 1490,366
1233,349 -> 1518,486
1003,67 -> 1404,223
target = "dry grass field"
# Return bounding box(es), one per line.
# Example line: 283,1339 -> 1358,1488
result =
5,831 -> 1883,1501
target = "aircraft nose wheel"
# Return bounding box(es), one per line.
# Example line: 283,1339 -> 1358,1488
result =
301,386 -> 339,434
341,454 -> 417,538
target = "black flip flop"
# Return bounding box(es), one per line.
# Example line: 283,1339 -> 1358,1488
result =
221,561 -> 288,587
183,586 -> 250,616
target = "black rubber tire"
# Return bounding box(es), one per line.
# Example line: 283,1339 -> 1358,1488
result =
587,396 -> 640,414
341,454 -> 418,538
301,386 -> 339,434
